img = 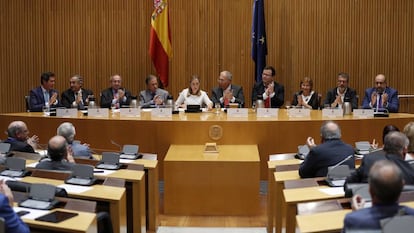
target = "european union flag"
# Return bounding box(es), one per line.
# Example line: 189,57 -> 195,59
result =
251,0 -> 267,83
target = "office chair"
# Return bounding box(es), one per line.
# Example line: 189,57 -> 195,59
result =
0,217 -> 4,233
25,96 -> 31,112
97,211 -> 114,233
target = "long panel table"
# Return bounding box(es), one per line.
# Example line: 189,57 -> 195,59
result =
1,110 -> 414,180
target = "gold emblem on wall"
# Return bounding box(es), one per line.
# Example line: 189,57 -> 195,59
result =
209,125 -> 223,141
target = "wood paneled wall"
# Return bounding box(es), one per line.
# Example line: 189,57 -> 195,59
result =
1,0 -> 414,113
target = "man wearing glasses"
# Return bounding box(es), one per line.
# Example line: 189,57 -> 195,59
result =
362,74 -> 399,113
252,66 -> 284,108
211,70 -> 245,108
324,72 -> 358,109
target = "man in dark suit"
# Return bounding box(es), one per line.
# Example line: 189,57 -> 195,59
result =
252,66 -> 284,108
29,71 -> 60,112
139,75 -> 169,108
61,75 -> 94,109
100,74 -> 132,108
346,131 -> 414,184
324,72 -> 358,109
299,121 -> 355,178
211,70 -> 245,108
343,160 -> 414,231
362,74 -> 399,112
3,121 -> 39,153
36,135 -> 75,171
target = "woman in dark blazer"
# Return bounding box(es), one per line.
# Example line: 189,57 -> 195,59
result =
292,77 -> 320,110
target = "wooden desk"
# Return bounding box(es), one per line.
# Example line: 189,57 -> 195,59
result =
22,208 -> 97,233
283,186 -> 345,233
267,159 -> 302,233
2,111 -> 414,179
164,144 -> 260,215
20,176 -> 127,233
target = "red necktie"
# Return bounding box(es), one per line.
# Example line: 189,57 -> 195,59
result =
224,98 -> 229,107
265,97 -> 270,108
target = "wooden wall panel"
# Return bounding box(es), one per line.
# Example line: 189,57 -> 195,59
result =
0,0 -> 414,114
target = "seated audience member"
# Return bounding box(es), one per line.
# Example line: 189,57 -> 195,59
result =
4,121 -> 39,153
57,122 -> 93,159
0,180 -> 30,233
36,135 -> 75,171
252,66 -> 284,108
343,160 -> 414,231
291,76 -> 320,109
371,124 -> 400,150
362,74 -> 399,113
29,71 -> 60,112
324,72 -> 358,109
403,122 -> 414,160
61,75 -> 94,109
211,70 -> 245,108
299,121 -> 355,178
139,74 -> 169,108
346,131 -> 414,184
100,74 -> 132,108
176,75 -> 213,110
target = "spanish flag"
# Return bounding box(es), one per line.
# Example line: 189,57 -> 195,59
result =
149,0 -> 172,87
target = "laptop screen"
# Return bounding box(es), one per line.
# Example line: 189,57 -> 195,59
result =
122,145 -> 139,155
101,152 -> 120,164
72,164 -> 94,179
30,184 -> 56,202
6,157 -> 26,171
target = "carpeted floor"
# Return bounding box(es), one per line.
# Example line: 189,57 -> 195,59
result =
157,226 -> 267,233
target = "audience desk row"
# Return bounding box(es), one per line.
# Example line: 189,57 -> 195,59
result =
1,110 -> 414,180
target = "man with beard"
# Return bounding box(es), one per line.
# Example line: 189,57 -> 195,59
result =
362,74 -> 399,113
324,72 -> 358,109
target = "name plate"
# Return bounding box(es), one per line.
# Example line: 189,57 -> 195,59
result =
353,109 -> 374,118
322,108 -> 343,118
288,108 -> 310,117
151,108 -> 172,117
257,108 -> 278,118
120,108 -> 141,117
227,108 -> 248,117
56,108 -> 77,117
88,108 -> 109,117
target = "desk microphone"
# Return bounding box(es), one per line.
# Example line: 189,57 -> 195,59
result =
330,154 -> 354,170
110,140 -> 122,152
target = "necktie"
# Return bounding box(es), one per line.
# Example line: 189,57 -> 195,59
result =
44,91 -> 50,103
265,97 -> 270,108
378,94 -> 383,108
224,97 -> 229,107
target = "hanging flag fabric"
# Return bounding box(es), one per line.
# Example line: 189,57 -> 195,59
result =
251,0 -> 267,83
149,0 -> 172,87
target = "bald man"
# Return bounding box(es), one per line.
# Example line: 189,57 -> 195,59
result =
4,121 -> 39,153
35,135 -> 75,171
299,121 -> 355,178
61,75 -> 94,109
362,74 -> 399,113
100,74 -> 132,108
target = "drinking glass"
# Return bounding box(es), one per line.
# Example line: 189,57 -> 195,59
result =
215,103 -> 221,114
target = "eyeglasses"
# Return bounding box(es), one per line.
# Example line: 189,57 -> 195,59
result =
262,73 -> 272,76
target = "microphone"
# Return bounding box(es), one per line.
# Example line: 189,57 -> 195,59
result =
330,154 -> 354,170
110,140 -> 122,152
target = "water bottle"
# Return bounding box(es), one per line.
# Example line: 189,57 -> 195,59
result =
130,97 -> 138,108
88,97 -> 96,109
256,95 -> 264,109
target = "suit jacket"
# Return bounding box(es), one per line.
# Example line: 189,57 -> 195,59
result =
3,137 -> 35,153
139,88 -> 169,108
0,194 -> 30,233
29,86 -> 60,112
299,139 -> 355,178
252,81 -> 284,108
291,91 -> 320,110
362,87 -> 399,113
61,88 -> 94,109
100,88 -> 132,108
343,203 -> 414,231
324,87 -> 358,109
211,84 -> 245,107
35,159 -> 74,171
345,151 -> 414,184
70,142 -> 93,159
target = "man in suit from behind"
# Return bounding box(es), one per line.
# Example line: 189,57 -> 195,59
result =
211,70 -> 245,108
57,122 -> 93,159
343,160 -> 414,231
36,135 -> 75,171
139,74 -> 169,108
299,120 -> 355,178
324,72 -> 358,109
3,121 -> 39,153
29,71 -> 60,112
100,74 -> 132,108
251,66 -> 284,108
362,74 -> 399,113
61,75 -> 94,110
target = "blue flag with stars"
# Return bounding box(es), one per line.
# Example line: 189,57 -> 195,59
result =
251,0 -> 267,83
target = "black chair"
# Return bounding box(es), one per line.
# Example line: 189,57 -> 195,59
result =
25,96 -> 31,112
0,217 -> 4,233
97,211 -> 114,233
